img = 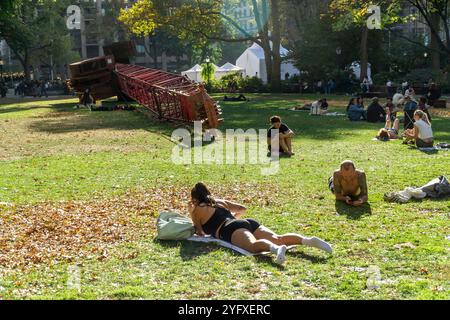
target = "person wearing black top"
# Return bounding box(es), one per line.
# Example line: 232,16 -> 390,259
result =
366,97 -> 386,123
267,116 -> 295,157
188,183 -> 333,266
427,83 -> 441,106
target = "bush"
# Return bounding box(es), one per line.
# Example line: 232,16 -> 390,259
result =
241,76 -> 266,92
372,71 -> 402,85
403,68 -> 447,85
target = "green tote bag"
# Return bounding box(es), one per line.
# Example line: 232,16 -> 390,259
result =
156,211 -> 195,240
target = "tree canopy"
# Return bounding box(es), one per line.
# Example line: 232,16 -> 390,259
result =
118,0 -> 286,90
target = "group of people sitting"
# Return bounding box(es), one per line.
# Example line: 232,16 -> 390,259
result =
344,93 -> 435,148
188,159 -> 368,265
375,95 -> 434,148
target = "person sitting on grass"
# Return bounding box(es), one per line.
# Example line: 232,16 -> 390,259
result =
418,96 -> 432,123
376,111 -> 400,141
403,95 -> 418,130
384,97 -> 398,120
403,110 -> 434,148
310,98 -> 329,115
77,88 -> 95,110
188,183 -> 333,266
329,160 -> 368,207
366,97 -> 386,123
347,98 -> 367,121
267,116 -> 295,157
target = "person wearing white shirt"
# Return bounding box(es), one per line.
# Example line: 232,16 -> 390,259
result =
404,110 -> 434,148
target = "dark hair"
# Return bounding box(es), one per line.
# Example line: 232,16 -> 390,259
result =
191,183 -> 216,206
270,116 -> 281,124
419,96 -> 427,104
347,98 -> 356,112
377,129 -> 390,141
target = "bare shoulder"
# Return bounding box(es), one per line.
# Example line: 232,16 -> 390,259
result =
356,170 -> 367,179
356,170 -> 366,176
333,170 -> 342,177
214,199 -> 229,209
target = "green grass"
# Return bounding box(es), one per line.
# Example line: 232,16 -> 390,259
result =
0,94 -> 449,300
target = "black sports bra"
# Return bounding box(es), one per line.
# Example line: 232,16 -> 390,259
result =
202,207 -> 235,236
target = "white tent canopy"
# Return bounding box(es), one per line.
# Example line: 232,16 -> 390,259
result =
236,43 -> 300,83
181,63 -> 244,82
221,62 -> 245,73
181,64 -> 203,82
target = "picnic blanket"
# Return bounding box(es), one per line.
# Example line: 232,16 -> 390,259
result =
187,235 -> 297,256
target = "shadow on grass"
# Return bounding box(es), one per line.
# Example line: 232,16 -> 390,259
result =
0,106 -> 41,114
155,239 -> 224,261
154,239 -> 328,269
287,250 -> 331,264
16,94 -> 450,143
26,101 -> 187,141
335,201 -> 372,220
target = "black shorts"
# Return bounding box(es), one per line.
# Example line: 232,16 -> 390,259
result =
219,219 -> 261,243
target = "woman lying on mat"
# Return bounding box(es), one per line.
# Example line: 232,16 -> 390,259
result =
188,183 -> 332,265
376,111 -> 400,141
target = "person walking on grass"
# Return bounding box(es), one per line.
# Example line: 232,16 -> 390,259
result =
188,183 -> 332,266
329,160 -> 368,207
267,116 -> 295,157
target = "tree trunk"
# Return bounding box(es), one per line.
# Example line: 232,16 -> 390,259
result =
152,36 -> 158,69
270,0 -> 282,92
262,40 -> 272,84
430,12 -> 441,70
22,51 -> 31,80
359,26 -> 369,81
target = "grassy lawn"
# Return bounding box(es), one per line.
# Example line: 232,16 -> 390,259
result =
0,94 -> 449,300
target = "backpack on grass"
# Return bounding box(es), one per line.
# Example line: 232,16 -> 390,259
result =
156,211 -> 195,240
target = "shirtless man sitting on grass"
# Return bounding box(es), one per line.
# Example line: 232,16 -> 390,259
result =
329,160 -> 368,207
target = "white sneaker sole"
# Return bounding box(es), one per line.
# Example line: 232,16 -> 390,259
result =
275,245 -> 287,265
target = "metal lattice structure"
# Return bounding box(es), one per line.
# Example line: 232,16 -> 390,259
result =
114,63 -> 223,129
69,55 -> 223,129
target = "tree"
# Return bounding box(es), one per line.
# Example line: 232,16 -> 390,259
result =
201,59 -> 216,88
392,0 -> 450,70
329,0 -> 403,81
118,0 -> 286,91
292,14 -> 360,81
0,0 -> 76,79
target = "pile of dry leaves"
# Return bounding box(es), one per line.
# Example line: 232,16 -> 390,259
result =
0,183 -> 278,269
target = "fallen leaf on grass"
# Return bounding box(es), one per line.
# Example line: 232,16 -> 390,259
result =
0,183 -> 281,270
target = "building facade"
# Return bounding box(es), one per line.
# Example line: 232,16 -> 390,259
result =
70,0 -> 188,72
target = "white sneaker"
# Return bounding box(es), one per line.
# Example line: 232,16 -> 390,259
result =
274,245 -> 287,265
